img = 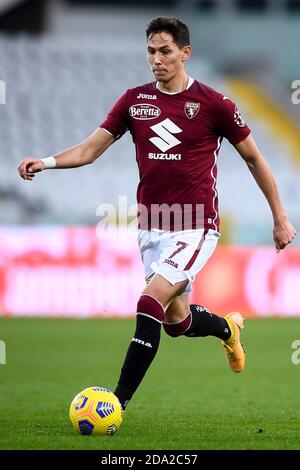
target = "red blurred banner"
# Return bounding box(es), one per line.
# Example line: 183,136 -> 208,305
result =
0,227 -> 299,317
193,245 -> 300,317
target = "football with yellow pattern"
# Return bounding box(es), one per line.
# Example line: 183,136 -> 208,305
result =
69,387 -> 123,435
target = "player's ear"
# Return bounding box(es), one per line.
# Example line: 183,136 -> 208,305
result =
182,45 -> 192,62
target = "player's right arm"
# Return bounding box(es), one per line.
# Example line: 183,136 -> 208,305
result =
18,127 -> 115,181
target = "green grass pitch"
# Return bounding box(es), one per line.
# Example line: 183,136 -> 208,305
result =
0,317 -> 300,450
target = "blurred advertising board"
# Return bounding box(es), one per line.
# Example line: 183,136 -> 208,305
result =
0,227 -> 299,317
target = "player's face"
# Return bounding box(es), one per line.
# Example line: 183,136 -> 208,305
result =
147,32 -> 191,83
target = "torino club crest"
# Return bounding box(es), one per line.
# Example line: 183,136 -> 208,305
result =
184,101 -> 200,119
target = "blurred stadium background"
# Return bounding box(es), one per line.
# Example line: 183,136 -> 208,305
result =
0,0 -> 299,318
1,0 -> 300,452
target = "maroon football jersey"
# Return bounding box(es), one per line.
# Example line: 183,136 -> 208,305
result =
99,79 -> 251,231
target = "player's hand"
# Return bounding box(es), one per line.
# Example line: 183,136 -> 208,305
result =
17,158 -> 44,181
273,219 -> 296,253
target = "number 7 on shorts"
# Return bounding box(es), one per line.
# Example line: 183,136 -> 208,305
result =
169,241 -> 188,259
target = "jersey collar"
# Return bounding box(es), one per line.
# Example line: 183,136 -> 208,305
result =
156,76 -> 194,95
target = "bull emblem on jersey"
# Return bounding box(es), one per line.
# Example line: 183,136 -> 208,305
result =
184,102 -> 200,119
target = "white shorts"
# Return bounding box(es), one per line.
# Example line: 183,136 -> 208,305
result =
137,228 -> 220,293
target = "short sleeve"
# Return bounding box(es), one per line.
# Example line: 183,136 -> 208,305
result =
99,90 -> 129,139
215,95 -> 251,145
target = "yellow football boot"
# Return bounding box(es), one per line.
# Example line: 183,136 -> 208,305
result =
221,312 -> 245,373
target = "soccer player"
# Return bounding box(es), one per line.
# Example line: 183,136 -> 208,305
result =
18,17 -> 296,411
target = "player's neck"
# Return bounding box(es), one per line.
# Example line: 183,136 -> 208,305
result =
156,73 -> 189,94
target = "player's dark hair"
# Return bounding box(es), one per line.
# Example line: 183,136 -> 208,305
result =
146,17 -> 190,49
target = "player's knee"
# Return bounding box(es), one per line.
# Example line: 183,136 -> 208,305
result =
136,294 -> 164,322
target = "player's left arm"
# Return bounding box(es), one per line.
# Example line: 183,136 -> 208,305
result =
235,133 -> 296,252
